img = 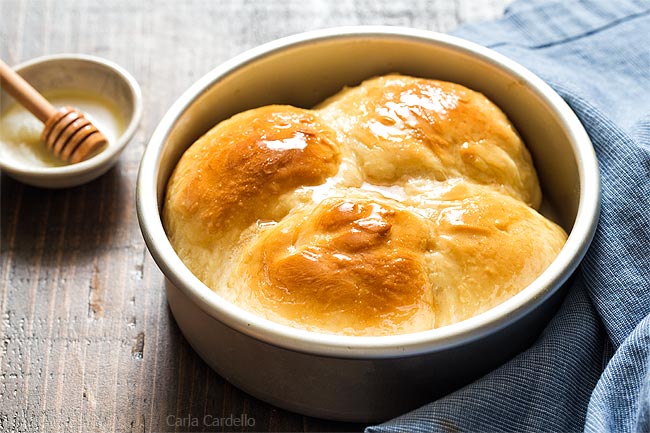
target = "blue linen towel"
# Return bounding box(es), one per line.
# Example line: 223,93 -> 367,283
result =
367,1 -> 650,432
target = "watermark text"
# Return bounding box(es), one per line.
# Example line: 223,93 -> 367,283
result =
166,413 -> 256,428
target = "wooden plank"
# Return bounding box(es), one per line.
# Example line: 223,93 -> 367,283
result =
0,0 -> 513,431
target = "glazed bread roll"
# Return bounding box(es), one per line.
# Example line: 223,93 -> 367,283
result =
318,75 -> 542,207
164,74 -> 567,336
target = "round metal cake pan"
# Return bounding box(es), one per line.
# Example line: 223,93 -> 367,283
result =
137,26 -> 600,422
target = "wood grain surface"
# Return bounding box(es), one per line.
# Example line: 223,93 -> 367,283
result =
0,1 -> 512,431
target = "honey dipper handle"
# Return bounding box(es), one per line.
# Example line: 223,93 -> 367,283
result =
0,58 -> 57,123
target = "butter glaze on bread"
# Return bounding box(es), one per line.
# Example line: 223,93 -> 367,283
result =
164,104 -> 341,253
318,75 -> 541,207
235,196 -> 436,335
163,75 -> 567,336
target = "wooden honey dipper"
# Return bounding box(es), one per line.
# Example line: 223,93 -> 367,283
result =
0,58 -> 108,163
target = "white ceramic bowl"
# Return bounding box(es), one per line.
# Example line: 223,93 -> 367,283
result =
0,54 -> 142,188
137,27 -> 600,422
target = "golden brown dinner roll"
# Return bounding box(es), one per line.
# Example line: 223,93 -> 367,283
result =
164,104 -> 341,245
232,196 -> 436,335
318,74 -> 541,208
415,180 -> 567,328
163,74 -> 567,336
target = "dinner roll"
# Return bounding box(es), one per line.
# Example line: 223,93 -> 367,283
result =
414,180 -> 567,328
163,74 -> 567,336
233,196 -> 436,335
318,74 -> 541,208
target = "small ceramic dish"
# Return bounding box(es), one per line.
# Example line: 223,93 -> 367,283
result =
0,54 -> 142,188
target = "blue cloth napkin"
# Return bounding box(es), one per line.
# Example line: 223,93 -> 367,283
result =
367,1 -> 650,432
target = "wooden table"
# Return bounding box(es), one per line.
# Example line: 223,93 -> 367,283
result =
1,1 -> 511,431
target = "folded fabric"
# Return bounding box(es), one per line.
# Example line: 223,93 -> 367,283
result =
367,1 -> 650,432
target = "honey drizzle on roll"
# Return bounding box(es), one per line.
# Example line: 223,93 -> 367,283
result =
163,75 -> 567,336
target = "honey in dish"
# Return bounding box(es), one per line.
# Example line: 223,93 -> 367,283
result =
0,89 -> 125,167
